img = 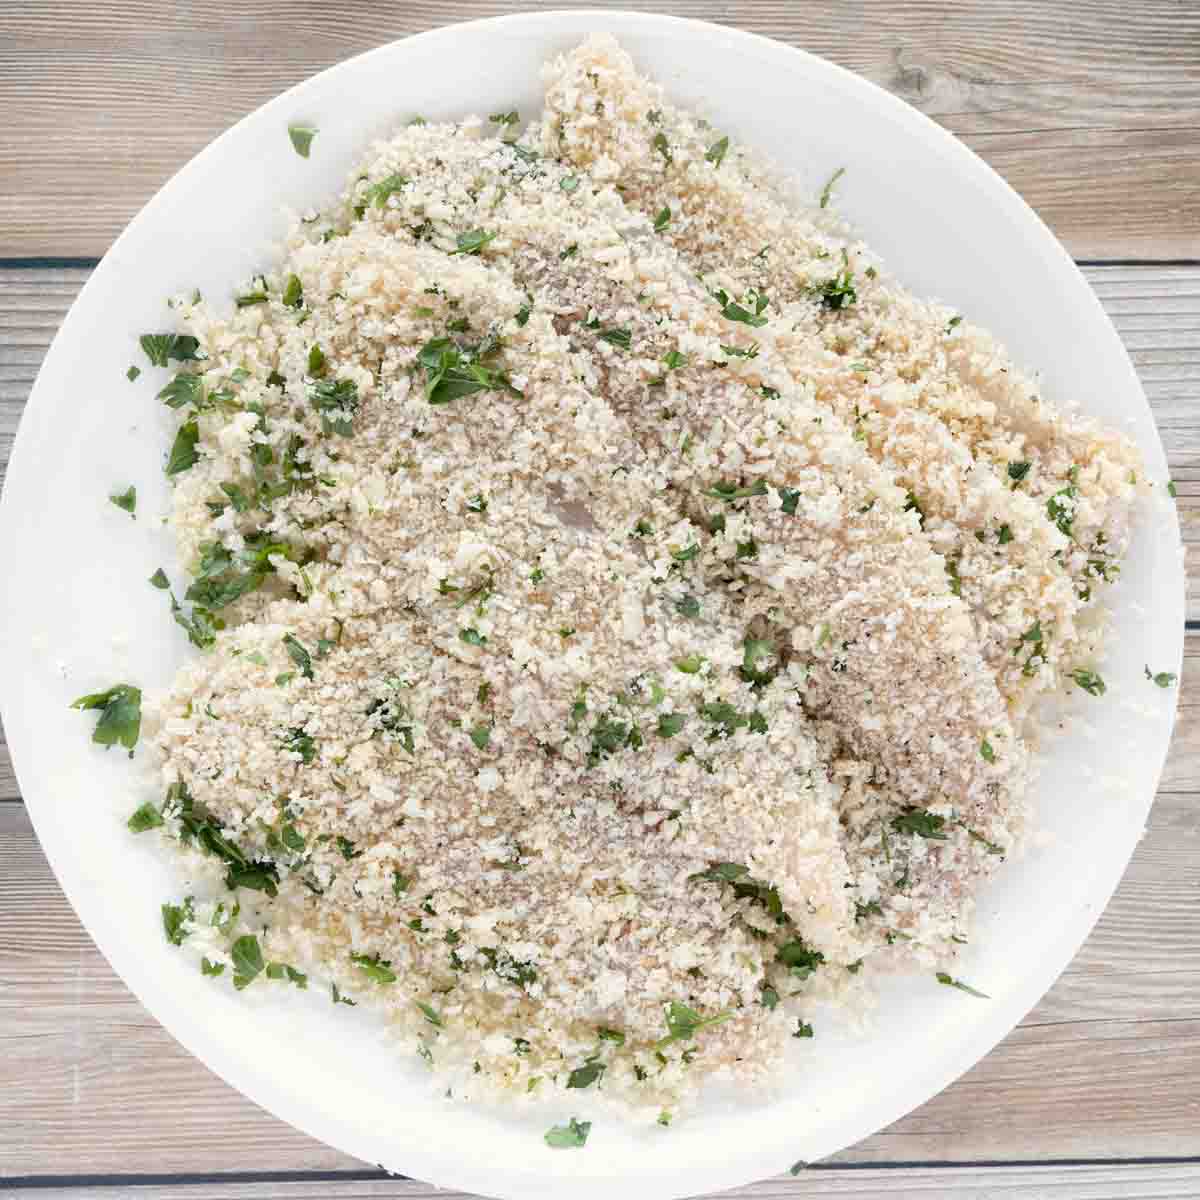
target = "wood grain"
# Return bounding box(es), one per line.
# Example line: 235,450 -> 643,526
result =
14,1163 -> 1200,1200
1,0 -> 1198,259
2,658 -> 1198,1180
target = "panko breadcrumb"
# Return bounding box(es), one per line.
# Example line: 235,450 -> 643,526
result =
135,34 -> 1143,1124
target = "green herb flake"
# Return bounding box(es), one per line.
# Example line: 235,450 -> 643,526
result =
282,274 -> 303,309
126,365 -> 141,381
416,1000 -> 444,1028
560,175 -> 581,193
365,172 -> 409,208
819,166 -> 846,209
657,712 -> 687,738
657,1000 -> 733,1048
309,377 -> 360,436
1070,668 -> 1106,696
351,952 -> 397,984
598,327 -> 632,350
705,135 -> 729,168
713,287 -> 769,327
201,957 -> 226,977
652,131 -> 672,164
459,627 -> 487,647
675,594 -> 700,619
545,1117 -> 590,1149
140,333 -> 201,368
469,724 -> 491,751
161,897 -> 194,946
109,485 -> 136,516
1167,479 -> 1178,498
72,684 -> 142,751
166,418 -> 200,476
231,934 -> 265,989
793,1020 -> 814,1039
567,1060 -> 606,1089
936,972 -> 990,999
450,229 -> 497,256
127,802 -> 163,832
288,124 -> 317,158
654,205 -> 671,232
1008,460 -> 1032,486
980,738 -> 996,763
283,634 -> 314,679
1145,665 -> 1177,688
892,807 -> 947,840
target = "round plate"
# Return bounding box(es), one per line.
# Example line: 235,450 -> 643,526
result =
0,11 -> 1183,1198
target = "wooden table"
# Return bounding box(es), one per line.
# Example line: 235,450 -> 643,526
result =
1,3 -> 1198,1197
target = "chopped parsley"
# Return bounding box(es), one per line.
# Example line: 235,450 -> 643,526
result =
71,684 -> 142,751
657,1000 -> 733,1048
1070,668 -> 1106,696
544,1117 -> 590,1149
281,726 -> 316,764
450,229 -> 497,256
598,327 -> 632,350
109,485 -> 136,516
1007,460 -> 1032,486
777,940 -> 825,980
282,274 -> 303,308
127,801 -> 164,832
705,135 -> 729,168
126,365 -> 141,381
597,1027 -> 625,1046
161,897 -> 194,946
656,712 -> 687,738
1046,485 -> 1078,537
282,634 -> 314,679
936,972 -> 989,999
1167,479 -> 1178,498
675,594 -> 700,619
980,738 -> 996,763
165,419 -> 200,475
415,1000 -> 444,1028
560,175 -> 580,193
793,1020 -> 814,1039
704,479 -> 767,502
489,109 -> 520,128
652,131 -> 672,164
1145,666 -> 1177,688
469,724 -> 491,750
814,258 -> 857,311
231,934 -> 265,990
459,627 -> 487,647
351,952 -> 397,984
653,205 -> 671,232
418,336 -> 521,406
201,957 -> 226,977
140,333 -> 200,368
287,124 -> 317,158
714,287 -> 769,327
364,172 -> 408,209
818,166 -> 845,209
309,377 -> 360,436
566,1060 -> 605,1089
892,807 -> 947,840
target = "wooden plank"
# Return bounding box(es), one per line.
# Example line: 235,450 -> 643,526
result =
1,0 -> 1197,259
14,1163 -> 1200,1200
2,645 -> 1197,1179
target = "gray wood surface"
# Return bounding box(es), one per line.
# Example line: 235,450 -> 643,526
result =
0,0 -> 1197,260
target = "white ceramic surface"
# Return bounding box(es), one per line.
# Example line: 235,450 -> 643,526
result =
0,11 -> 1183,1199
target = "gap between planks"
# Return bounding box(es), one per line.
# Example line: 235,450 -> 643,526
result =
6,1162 -> 1200,1199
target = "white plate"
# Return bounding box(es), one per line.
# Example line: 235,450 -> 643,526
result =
0,10 -> 1183,1198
